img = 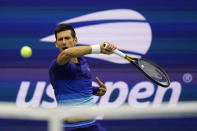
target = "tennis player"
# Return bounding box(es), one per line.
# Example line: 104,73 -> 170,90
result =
49,24 -> 116,131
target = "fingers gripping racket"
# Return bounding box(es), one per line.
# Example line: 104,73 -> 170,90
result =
104,45 -> 170,87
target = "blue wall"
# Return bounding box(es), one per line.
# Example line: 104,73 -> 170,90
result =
0,0 -> 197,104
0,0 -> 197,130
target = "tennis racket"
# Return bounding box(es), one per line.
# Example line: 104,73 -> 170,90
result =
104,44 -> 170,87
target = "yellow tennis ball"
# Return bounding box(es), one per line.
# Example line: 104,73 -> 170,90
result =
20,46 -> 32,58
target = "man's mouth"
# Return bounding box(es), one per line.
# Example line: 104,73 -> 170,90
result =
62,47 -> 68,50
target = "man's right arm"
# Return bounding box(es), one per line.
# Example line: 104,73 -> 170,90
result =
57,46 -> 91,65
57,42 -> 117,65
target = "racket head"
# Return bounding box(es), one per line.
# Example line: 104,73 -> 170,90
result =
126,56 -> 170,87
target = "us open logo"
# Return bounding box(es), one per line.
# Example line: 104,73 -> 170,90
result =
40,9 -> 152,64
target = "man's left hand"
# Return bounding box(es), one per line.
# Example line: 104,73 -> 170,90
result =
95,77 -> 106,96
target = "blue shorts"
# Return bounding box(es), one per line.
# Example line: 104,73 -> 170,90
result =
64,121 -> 106,131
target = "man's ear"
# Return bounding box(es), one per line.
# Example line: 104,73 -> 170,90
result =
74,37 -> 78,45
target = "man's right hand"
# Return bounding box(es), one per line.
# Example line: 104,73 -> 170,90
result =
100,42 -> 117,55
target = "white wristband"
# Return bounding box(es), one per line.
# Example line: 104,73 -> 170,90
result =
91,44 -> 101,54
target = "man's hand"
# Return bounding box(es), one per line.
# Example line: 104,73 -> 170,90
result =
100,42 -> 117,55
94,77 -> 107,96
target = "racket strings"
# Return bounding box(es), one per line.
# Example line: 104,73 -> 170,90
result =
125,55 -> 169,87
137,60 -> 168,84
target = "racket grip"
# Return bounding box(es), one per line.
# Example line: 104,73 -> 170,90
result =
103,43 -> 126,58
114,49 -> 126,58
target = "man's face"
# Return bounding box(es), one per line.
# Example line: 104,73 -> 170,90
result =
55,30 -> 77,52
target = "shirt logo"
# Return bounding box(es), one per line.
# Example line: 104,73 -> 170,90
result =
88,67 -> 90,72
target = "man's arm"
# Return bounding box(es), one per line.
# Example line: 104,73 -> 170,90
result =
57,46 -> 92,65
57,42 -> 117,65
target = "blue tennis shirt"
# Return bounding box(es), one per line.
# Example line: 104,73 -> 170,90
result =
49,56 -> 96,127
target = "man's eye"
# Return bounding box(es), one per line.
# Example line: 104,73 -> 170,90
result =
65,37 -> 70,40
58,38 -> 63,41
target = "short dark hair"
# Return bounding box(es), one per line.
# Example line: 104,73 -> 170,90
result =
54,24 -> 76,40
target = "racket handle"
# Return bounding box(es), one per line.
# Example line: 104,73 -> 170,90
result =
114,49 -> 126,58
103,43 -> 126,58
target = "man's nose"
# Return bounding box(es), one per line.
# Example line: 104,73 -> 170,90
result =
62,38 -> 66,43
